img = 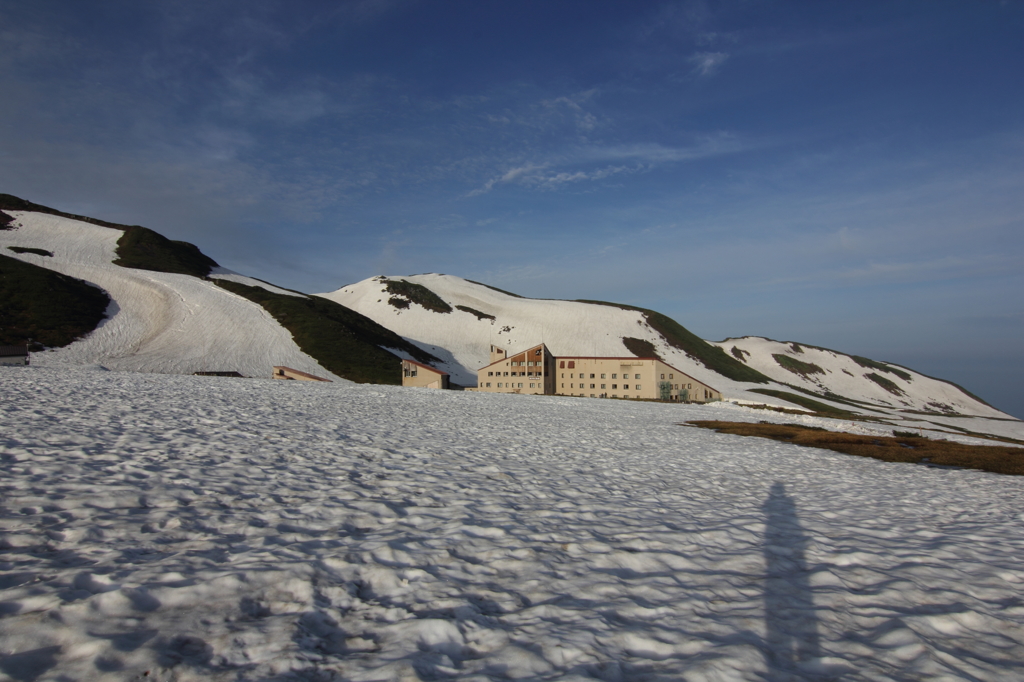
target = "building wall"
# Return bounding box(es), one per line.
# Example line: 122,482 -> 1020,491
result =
552,357 -> 721,402
402,360 -> 449,389
0,356 -> 29,366
476,343 -> 553,395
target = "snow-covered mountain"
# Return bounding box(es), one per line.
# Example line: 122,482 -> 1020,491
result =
319,274 -> 1020,436
1,210 -> 339,378
2,195 -> 1018,439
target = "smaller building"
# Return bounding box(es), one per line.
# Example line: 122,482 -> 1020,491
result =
402,359 -> 449,389
272,366 -> 331,382
0,345 -> 29,366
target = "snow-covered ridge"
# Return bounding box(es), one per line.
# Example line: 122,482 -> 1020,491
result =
712,336 -> 1006,419
0,211 -> 339,380
319,274 -> 1020,435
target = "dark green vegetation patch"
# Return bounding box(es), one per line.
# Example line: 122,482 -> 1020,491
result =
389,297 -> 411,309
456,304 -> 495,321
8,246 -> 52,257
0,193 -> 138,231
730,346 -> 749,362
114,225 -> 218,278
0,210 -> 14,229
852,355 -> 912,382
864,372 -> 905,396
578,300 -> 769,384
772,353 -> 825,379
687,420 -> 1024,477
0,253 -> 110,348
622,337 -> 660,360
215,280 -> 439,384
382,278 -> 452,314
748,388 -> 856,417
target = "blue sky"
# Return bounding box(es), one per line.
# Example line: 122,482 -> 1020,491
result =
2,1 -> 1022,416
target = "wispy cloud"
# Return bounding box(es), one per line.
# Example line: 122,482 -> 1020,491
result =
690,51 -> 728,76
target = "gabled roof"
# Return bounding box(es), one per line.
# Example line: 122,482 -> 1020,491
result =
477,343 -> 548,371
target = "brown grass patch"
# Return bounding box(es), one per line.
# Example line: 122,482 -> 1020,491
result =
685,420 -> 1024,476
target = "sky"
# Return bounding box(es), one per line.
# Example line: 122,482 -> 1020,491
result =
1,0 -> 1022,417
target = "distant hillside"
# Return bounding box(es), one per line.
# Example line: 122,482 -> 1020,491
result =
0,196 -> 439,382
319,274 -> 1015,428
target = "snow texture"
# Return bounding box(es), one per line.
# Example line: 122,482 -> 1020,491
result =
3,366 -> 1024,681
0,212 -> 339,381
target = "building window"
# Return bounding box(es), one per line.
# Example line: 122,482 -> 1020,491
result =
518,383 -> 523,388
590,383 -> 595,389
611,373 -> 617,379
568,361 -> 575,368
590,373 -> 595,379
590,394 -> 595,398
497,382 -> 502,387
661,373 -> 665,379
612,384 -> 617,389
688,383 -> 692,389
601,373 -> 606,379
623,384 -> 629,389
601,384 -> 606,389
636,384 -> 641,390
624,394 -> 629,399
530,383 -> 535,388
669,374 -> 674,379
635,374 -> 641,379
488,371 -> 493,376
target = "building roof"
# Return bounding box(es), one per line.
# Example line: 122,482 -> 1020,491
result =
0,345 -> 29,357
402,359 -> 449,376
477,343 -> 548,371
273,366 -> 332,382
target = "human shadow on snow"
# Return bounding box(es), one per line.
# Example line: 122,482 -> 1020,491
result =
761,481 -> 826,679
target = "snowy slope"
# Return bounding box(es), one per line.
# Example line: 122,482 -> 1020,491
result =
0,211 -> 340,380
711,336 -> 1008,419
319,274 -> 758,394
318,274 -> 1018,431
3,366 -> 1024,681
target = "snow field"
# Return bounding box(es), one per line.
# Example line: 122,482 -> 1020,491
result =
0,212 -> 339,380
3,367 -> 1024,680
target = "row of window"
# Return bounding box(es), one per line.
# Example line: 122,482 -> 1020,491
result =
563,373 -> 642,380
484,382 -> 540,389
487,371 -> 542,377
563,383 -> 640,390
509,361 -> 542,366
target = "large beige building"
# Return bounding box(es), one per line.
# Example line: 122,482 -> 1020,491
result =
475,343 -> 555,395
476,344 -> 721,402
402,359 -> 450,389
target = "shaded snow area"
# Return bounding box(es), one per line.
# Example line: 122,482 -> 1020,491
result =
4,368 -> 1024,681
0,212 -> 338,380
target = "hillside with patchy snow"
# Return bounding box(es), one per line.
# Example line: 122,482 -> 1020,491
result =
0,210 -> 341,380
319,274 -> 1020,437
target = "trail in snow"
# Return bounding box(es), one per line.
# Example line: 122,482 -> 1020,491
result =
3,367 -> 1024,681
0,212 -> 339,380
